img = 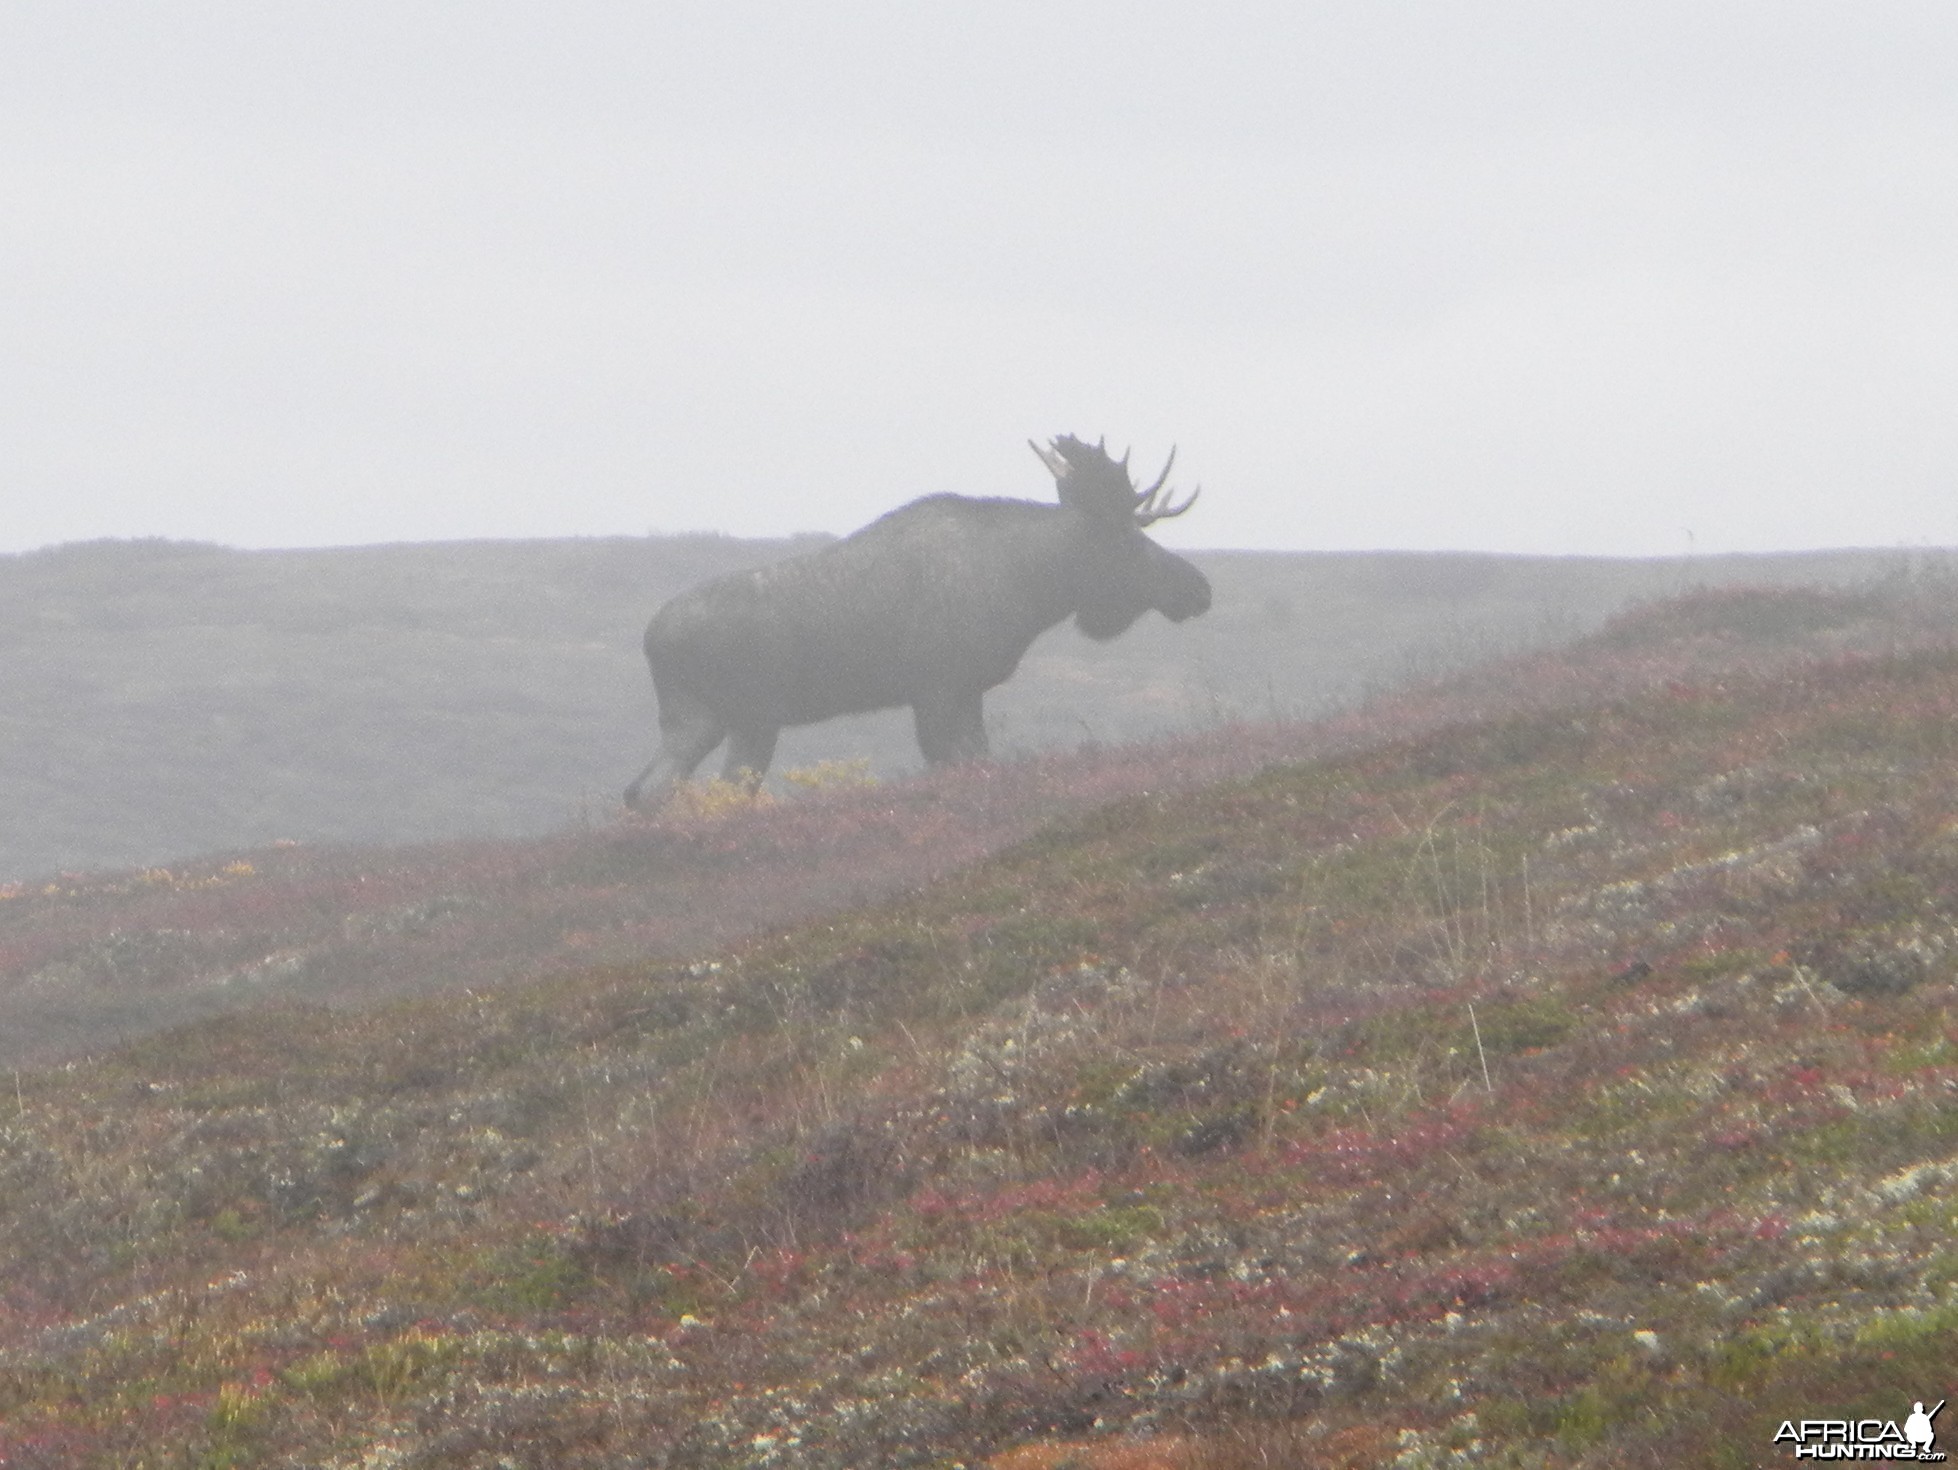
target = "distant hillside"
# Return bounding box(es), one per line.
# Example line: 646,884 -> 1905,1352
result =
6,580 -> 1958,1467
0,533 -> 1938,881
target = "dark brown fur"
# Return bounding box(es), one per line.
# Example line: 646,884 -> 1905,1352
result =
624,436 -> 1210,809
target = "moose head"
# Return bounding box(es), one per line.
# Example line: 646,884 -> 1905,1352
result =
1030,434 -> 1212,640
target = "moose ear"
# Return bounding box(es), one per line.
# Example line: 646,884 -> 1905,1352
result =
1029,439 -> 1070,482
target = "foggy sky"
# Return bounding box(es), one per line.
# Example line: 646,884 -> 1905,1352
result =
4,3 -> 1955,557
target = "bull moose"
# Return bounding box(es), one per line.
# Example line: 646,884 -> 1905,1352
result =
623,434 -> 1211,810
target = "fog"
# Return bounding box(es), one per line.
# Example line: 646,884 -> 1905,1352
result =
4,3 -> 1955,556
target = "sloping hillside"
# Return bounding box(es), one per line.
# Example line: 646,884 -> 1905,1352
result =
4,582 -> 1958,1467
0,533 -> 1924,882
3,575 -> 1946,1072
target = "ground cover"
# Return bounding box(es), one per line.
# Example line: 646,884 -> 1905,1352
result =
3,582 -> 1958,1466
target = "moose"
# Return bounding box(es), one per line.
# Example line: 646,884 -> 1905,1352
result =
623,434 -> 1211,810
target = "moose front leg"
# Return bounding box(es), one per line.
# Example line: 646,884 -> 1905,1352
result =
912,689 -> 989,766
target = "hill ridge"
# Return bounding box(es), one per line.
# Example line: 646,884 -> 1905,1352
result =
3,533 -> 1935,881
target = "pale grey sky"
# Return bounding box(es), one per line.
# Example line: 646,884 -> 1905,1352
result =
3,3 -> 1955,556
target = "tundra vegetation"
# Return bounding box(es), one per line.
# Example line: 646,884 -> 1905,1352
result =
4,577 -> 1958,1466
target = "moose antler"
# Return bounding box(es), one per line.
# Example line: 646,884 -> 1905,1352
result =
1029,438 -> 1072,481
1033,434 -> 1199,525
1133,447 -> 1199,525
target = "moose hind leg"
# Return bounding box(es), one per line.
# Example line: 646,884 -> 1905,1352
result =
625,698 -> 727,811
912,690 -> 989,765
721,726 -> 779,791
